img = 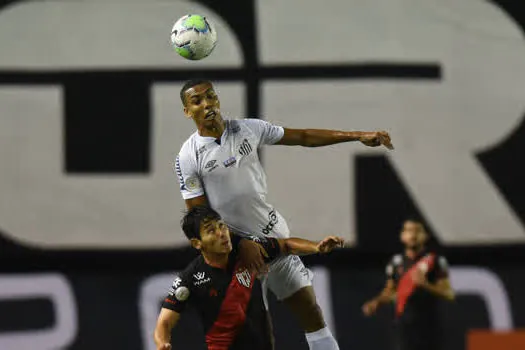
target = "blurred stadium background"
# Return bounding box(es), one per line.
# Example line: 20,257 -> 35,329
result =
1,0 -> 524,349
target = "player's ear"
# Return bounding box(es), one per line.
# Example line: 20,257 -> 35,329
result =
183,106 -> 192,119
190,238 -> 202,250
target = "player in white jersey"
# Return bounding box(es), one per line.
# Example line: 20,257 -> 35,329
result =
175,80 -> 393,350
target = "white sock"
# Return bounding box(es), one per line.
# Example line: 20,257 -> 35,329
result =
305,327 -> 340,350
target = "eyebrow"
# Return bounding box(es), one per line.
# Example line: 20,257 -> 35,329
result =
202,221 -> 215,229
188,87 -> 213,98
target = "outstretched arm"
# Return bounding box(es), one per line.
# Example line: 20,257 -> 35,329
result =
276,128 -> 394,150
277,236 -> 345,256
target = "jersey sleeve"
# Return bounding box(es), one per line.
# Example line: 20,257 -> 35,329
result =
232,234 -> 282,263
385,259 -> 395,280
247,234 -> 281,262
174,151 -> 204,200
435,255 -> 450,279
162,271 -> 192,313
242,118 -> 284,145
386,254 -> 401,281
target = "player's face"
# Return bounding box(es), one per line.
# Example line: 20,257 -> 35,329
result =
196,218 -> 232,254
400,221 -> 425,249
183,83 -> 223,128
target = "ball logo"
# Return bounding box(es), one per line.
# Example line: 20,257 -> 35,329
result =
174,286 -> 189,301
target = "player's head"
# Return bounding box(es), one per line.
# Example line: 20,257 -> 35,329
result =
180,79 -> 223,128
400,218 -> 428,249
181,205 -> 232,254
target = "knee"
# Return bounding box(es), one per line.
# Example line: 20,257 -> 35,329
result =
298,301 -> 325,332
284,289 -> 325,332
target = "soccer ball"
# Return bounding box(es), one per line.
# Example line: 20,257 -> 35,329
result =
170,14 -> 217,60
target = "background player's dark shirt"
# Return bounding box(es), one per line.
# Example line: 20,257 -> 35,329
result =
162,235 -> 281,350
385,250 -> 449,326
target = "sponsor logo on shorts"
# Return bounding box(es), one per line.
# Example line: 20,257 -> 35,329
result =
262,210 -> 278,235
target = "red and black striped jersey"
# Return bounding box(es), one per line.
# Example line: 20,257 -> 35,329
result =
385,250 -> 449,322
162,234 -> 281,350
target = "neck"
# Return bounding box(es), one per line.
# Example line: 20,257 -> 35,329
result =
197,120 -> 225,139
202,251 -> 229,268
405,246 -> 424,258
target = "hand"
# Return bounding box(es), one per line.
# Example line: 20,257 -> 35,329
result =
362,300 -> 379,316
411,268 -> 427,286
158,343 -> 172,350
238,239 -> 268,275
317,236 -> 345,254
359,131 -> 394,150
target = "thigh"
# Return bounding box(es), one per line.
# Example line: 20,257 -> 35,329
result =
266,255 -> 312,300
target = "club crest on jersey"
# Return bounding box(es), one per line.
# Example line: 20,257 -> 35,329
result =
223,156 -> 237,168
239,139 -> 253,156
236,269 -> 252,288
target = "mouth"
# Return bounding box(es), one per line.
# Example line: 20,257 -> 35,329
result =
221,240 -> 230,247
205,111 -> 216,120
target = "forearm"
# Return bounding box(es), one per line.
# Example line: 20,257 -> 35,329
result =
372,289 -> 396,305
154,321 -> 172,348
282,238 -> 319,255
420,282 -> 455,301
295,129 -> 365,147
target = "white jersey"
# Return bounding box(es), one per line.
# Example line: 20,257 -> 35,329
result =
175,118 -> 290,239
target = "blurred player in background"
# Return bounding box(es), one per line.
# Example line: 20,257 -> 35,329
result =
154,205 -> 344,350
175,79 -> 393,350
362,219 -> 455,350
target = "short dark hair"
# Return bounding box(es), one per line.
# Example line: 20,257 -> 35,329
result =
181,205 -> 222,240
180,79 -> 213,105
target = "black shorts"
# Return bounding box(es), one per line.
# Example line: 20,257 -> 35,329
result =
397,321 -> 441,350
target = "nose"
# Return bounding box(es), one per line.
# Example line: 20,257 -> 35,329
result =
202,98 -> 212,109
214,226 -> 223,237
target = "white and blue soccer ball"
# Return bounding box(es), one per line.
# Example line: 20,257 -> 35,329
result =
170,14 -> 217,60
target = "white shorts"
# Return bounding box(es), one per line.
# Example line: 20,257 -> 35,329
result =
261,254 -> 313,307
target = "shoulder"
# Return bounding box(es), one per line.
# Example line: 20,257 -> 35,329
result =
390,253 -> 403,265
177,256 -> 204,281
436,254 -> 449,270
234,118 -> 270,131
178,132 -> 200,159
386,253 -> 402,275
167,257 -> 205,303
